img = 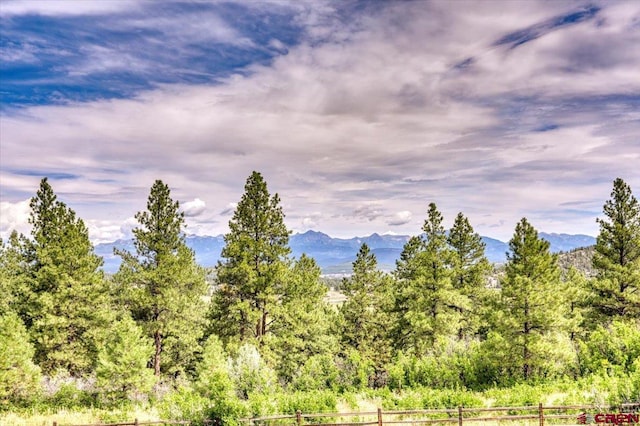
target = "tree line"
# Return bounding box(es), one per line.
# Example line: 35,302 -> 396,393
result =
1,173 -> 639,419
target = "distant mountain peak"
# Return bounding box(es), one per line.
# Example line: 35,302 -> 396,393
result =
95,229 -> 595,274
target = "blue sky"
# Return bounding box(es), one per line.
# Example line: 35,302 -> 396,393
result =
1,0 -> 639,242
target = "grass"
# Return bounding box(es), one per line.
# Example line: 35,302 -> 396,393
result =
0,406 -> 161,426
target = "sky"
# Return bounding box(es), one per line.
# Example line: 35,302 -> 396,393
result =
1,0 -> 639,243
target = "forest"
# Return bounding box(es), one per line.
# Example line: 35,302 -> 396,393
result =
1,173 -> 639,425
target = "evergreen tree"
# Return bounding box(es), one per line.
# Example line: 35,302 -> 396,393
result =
0,312 -> 41,406
496,218 -> 567,381
96,315 -> 156,402
0,231 -> 29,317
393,203 -> 461,354
591,178 -> 640,320
194,336 -> 243,424
115,180 -> 207,376
447,212 -> 491,340
340,244 -> 393,380
209,171 -> 291,347
267,254 -> 336,383
563,267 -> 591,341
391,235 -> 422,351
26,178 -> 111,375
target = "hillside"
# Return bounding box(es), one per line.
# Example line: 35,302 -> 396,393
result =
558,245 -> 596,277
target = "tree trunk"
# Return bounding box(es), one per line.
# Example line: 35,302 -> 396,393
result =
154,329 -> 162,376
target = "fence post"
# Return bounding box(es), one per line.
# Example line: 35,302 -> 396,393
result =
53,422 -> 57,426
135,418 -> 139,426
297,410 -> 302,426
378,408 -> 383,426
538,403 -> 544,426
458,406 -> 463,426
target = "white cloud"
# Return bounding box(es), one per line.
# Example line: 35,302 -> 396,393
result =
118,217 -> 139,240
86,220 -> 126,244
0,0 -> 139,16
388,211 -> 412,226
182,198 -> 206,217
1,1 -> 638,242
0,199 -> 31,241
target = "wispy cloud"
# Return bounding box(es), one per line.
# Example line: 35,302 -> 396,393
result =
1,1 -> 639,242
0,0 -> 140,16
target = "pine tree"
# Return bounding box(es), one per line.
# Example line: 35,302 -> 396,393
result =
0,312 -> 41,406
391,235 -> 422,351
447,212 -> 491,340
591,178 -> 640,320
209,171 -> 291,347
340,244 -> 394,379
393,203 -> 461,354
0,231 -> 29,317
496,218 -> 567,381
267,254 -> 336,383
115,180 -> 207,376
26,178 -> 111,375
563,267 -> 591,341
96,315 -> 156,402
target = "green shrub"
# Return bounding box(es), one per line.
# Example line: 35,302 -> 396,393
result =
336,349 -> 373,392
293,354 -> 340,391
158,385 -> 246,426
0,312 -> 42,409
277,390 -> 337,414
96,315 -> 156,404
228,344 -> 278,399
157,387 -> 209,424
578,320 -> 640,376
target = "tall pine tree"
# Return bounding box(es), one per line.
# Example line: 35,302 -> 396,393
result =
496,218 -> 567,381
393,203 -> 461,354
340,244 -> 394,379
209,171 -> 291,348
26,178 -> 111,375
115,180 -> 207,376
448,212 -> 491,340
268,254 -> 336,382
591,178 -> 640,320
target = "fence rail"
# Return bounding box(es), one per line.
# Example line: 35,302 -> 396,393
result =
49,403 -> 640,426
52,421 -> 191,426
241,402 -> 640,426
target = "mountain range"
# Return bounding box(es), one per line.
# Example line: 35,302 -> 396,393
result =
95,230 -> 596,274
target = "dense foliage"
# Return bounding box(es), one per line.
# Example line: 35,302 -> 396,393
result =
1,175 -> 639,424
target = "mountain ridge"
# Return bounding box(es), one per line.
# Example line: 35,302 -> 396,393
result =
95,230 -> 596,274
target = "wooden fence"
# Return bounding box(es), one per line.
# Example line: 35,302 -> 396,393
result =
51,421 -> 191,426
48,403 -> 640,426
241,402 -> 640,426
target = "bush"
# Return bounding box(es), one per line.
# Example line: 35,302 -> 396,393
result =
246,391 -> 337,420
336,349 -> 373,392
228,344 -> 278,399
41,370 -> 95,409
578,320 -> 640,376
157,387 -> 209,424
379,387 -> 483,410
277,390 -> 337,414
293,354 -> 340,392
96,315 -> 156,404
195,337 -> 246,425
0,312 -> 42,409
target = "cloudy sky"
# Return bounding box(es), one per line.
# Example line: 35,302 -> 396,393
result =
1,0 -> 639,243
